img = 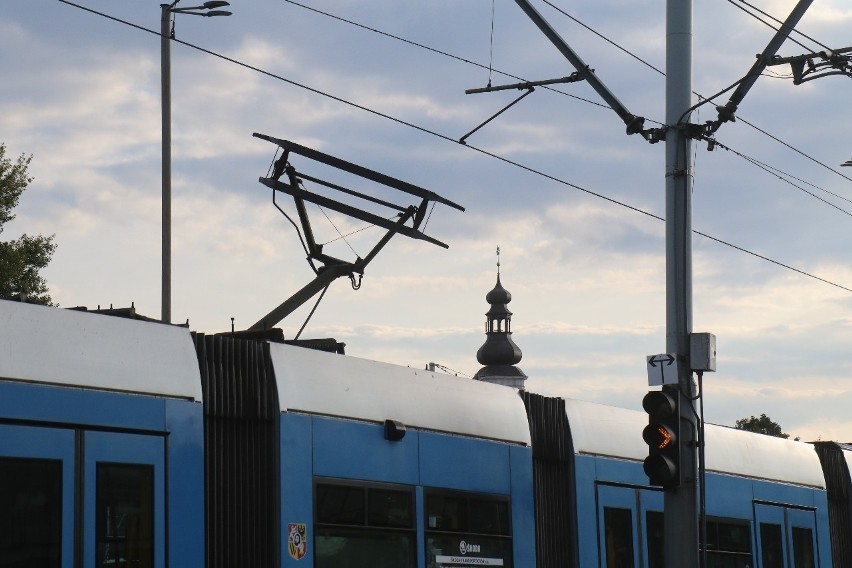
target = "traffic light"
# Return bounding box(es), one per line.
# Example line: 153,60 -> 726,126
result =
642,387 -> 681,488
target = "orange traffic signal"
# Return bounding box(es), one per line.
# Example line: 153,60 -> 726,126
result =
642,389 -> 681,488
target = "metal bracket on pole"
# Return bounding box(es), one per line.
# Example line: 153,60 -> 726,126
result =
765,46 -> 852,84
246,134 -> 465,332
704,0 -> 813,134
459,74 -> 586,143
512,0 -> 661,142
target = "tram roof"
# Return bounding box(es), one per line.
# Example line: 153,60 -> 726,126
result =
564,398 -> 825,488
0,300 -> 203,401
268,341 -> 531,445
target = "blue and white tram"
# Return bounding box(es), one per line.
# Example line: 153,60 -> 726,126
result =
0,298 -> 536,568
266,340 -> 536,567
0,300 -> 205,568
2,297 -> 844,568
525,393 -> 832,568
196,331 -> 536,568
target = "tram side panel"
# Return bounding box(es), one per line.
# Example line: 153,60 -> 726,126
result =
270,342 -> 536,568
0,300 -> 205,568
706,426 -> 833,568
573,399 -> 833,568
528,392 -> 835,568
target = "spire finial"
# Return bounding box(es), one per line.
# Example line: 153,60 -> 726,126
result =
496,245 -> 501,276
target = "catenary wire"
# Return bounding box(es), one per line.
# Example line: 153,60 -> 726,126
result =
56,0 -> 852,295
762,70 -> 795,79
735,150 -> 852,206
57,1 -> 662,217
533,2 -> 852,216
542,0 -> 667,76
731,0 -> 832,52
739,117 -> 852,184
539,0 -> 852,187
723,0 -> 814,52
284,0 -> 852,194
712,140 -> 852,217
283,0 -> 852,193
279,0 -> 615,115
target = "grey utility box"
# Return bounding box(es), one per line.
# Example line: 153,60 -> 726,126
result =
690,332 -> 717,372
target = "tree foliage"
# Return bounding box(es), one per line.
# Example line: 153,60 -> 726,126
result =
0,143 -> 56,305
735,414 -> 790,439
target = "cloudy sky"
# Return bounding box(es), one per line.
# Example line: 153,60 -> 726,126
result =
3,0 -> 852,441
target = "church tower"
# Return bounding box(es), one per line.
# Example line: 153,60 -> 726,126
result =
473,247 -> 527,389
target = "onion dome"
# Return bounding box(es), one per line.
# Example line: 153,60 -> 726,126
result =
473,247 -> 527,389
486,276 -> 512,305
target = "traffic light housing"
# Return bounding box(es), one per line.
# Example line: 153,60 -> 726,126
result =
642,387 -> 681,488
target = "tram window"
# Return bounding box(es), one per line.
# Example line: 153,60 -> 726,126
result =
425,490 -> 512,568
426,493 -> 468,531
315,482 -> 415,568
368,488 -> 413,529
95,463 -> 154,568
792,527 -> 815,568
646,511 -> 664,568
645,511 -> 748,568
713,519 -> 751,554
704,518 -> 753,568
604,507 -> 634,568
760,523 -> 784,568
316,484 -> 366,526
470,498 -> 510,535
0,458 -> 62,568
649,514 -> 752,568
315,530 -> 414,568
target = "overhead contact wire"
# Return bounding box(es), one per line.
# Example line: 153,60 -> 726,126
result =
731,0 -> 831,51
540,0 -> 851,189
58,0 -> 852,294
723,0 -> 814,52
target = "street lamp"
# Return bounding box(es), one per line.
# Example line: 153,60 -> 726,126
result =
160,1 -> 231,323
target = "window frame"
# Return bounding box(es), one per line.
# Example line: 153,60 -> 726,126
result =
703,516 -> 754,568
424,488 -> 514,568
95,462 -> 156,568
313,478 -> 416,568
647,512 -> 755,568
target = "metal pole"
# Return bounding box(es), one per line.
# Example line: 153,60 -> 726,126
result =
160,4 -> 172,323
666,0 -> 699,566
